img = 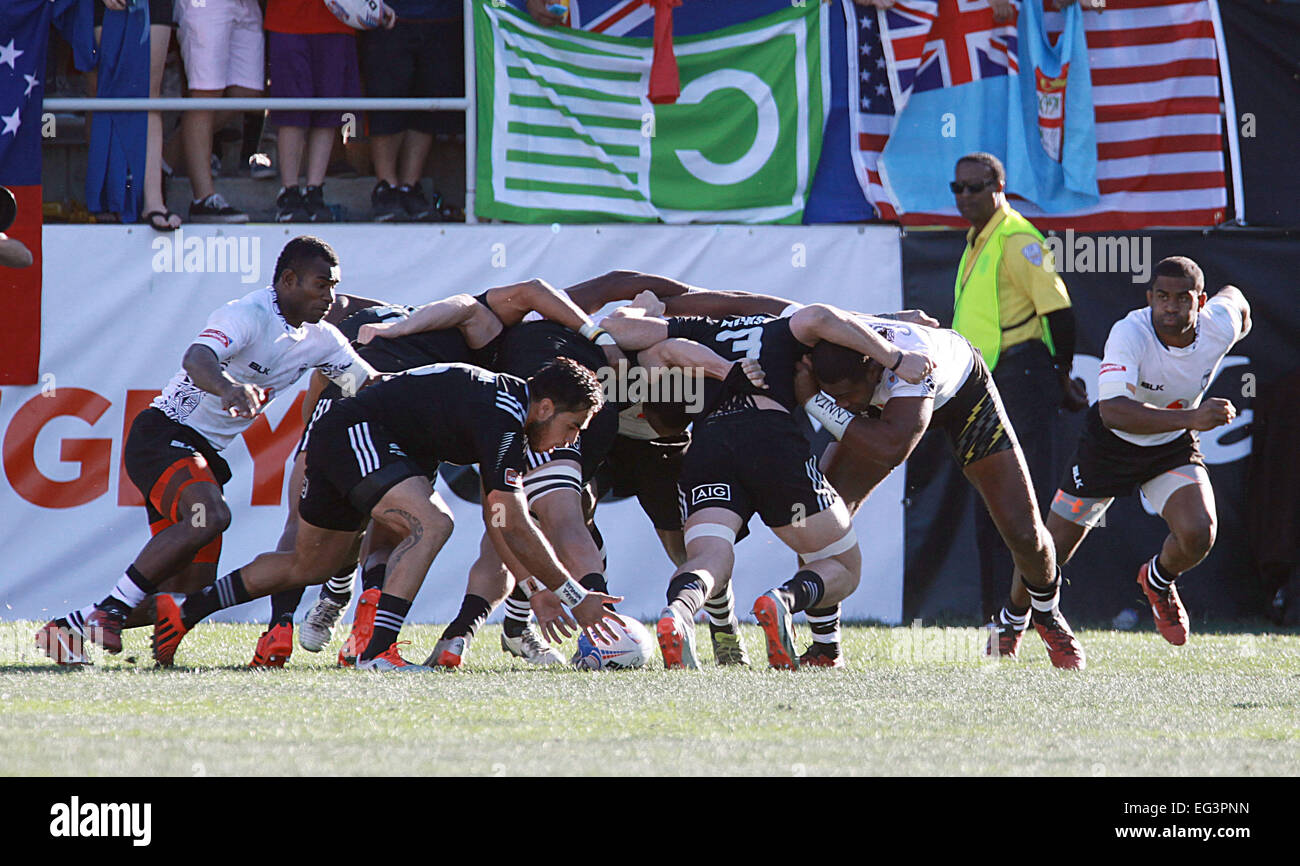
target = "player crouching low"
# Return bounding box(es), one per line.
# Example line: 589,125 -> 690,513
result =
149,358 -> 622,669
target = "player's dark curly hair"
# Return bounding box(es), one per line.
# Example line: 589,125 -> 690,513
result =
1151,256 -> 1204,294
273,235 -> 338,285
955,152 -> 1006,187
810,340 -> 872,385
529,356 -> 605,414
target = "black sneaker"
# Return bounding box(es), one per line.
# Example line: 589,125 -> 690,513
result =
398,183 -> 437,222
276,186 -> 309,223
303,185 -> 334,222
189,193 -> 248,224
371,180 -> 403,222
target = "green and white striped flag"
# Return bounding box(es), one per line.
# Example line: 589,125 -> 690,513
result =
474,0 -> 829,224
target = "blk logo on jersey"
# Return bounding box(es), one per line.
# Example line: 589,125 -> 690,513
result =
692,484 -> 731,505
249,361 -> 270,375
1139,381 -> 1163,391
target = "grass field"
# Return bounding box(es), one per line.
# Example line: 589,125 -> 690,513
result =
2,621 -> 1297,777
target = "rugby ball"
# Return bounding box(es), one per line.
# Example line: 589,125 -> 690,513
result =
325,0 -> 387,30
572,615 -> 654,671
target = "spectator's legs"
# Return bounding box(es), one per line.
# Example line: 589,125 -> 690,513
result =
277,126 -> 307,189
371,132 -> 402,188
182,92 -> 221,201
144,25 -> 179,227
398,131 -> 433,188
304,127 -> 335,188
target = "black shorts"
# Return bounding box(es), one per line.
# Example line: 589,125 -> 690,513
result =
597,434 -> 689,531
123,408 -> 232,528
678,410 -> 838,528
930,350 -> 1017,468
294,394 -> 336,460
359,18 -> 464,137
299,403 -> 434,532
1058,404 -> 1205,499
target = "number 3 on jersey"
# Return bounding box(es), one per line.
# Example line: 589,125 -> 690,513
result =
717,327 -> 764,359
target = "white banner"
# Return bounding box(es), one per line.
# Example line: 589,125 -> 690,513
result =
0,224 -> 905,630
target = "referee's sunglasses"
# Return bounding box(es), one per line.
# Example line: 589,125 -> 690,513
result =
949,179 -> 996,195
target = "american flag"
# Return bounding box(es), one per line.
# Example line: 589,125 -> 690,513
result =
846,0 -> 900,219
850,0 -> 1229,229
575,0 -> 656,35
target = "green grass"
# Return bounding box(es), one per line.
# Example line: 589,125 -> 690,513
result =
2,621 -> 1297,777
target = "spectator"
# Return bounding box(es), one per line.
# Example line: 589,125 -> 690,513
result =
94,0 -> 181,231
175,0 -> 264,223
360,0 -> 459,221
0,187 -> 32,269
264,0 -> 383,222
948,152 -> 1088,620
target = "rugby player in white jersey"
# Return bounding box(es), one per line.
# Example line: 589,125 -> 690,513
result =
797,316 -> 1085,669
35,236 -> 379,665
1046,256 -> 1250,645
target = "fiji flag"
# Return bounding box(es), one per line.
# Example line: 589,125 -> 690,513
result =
877,0 -> 1097,215
0,0 -> 93,385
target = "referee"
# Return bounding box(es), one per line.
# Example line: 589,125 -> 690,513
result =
950,152 -> 1088,620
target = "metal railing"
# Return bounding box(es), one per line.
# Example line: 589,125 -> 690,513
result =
42,1 -> 478,222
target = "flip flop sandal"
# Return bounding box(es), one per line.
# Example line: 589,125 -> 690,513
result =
144,210 -> 180,232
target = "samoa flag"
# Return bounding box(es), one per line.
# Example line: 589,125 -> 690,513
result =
0,0 -> 94,385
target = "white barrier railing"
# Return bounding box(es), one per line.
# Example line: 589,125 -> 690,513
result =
42,0 -> 479,222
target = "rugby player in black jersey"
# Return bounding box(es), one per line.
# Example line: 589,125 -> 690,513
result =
602,300 -> 932,669
151,357 -> 621,669
251,279 -> 604,667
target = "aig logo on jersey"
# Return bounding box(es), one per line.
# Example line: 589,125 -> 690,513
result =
692,484 -> 731,505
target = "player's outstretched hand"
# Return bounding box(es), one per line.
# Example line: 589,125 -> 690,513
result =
531,589 -> 576,644
892,349 -> 933,384
222,382 -> 266,419
1190,397 -> 1236,431
356,322 -> 396,344
894,309 -> 941,328
793,356 -> 818,405
572,593 -> 624,644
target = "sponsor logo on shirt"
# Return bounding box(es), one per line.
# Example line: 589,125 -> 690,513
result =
504,468 -> 522,487
1021,242 -> 1044,267
1100,363 -> 1126,374
692,483 -> 731,505
249,361 -> 270,375
1139,381 -> 1163,391
198,329 -> 230,348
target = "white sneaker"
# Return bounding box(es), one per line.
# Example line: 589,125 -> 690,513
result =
501,626 -> 565,665
424,635 -> 471,668
299,595 -> 347,652
356,643 -> 430,672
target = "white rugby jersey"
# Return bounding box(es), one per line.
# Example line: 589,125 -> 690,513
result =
858,316 -> 974,412
1097,295 -> 1249,447
152,287 -> 375,450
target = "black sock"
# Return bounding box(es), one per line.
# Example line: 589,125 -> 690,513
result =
181,569 -> 251,628
361,593 -> 411,662
100,564 -> 156,614
667,572 -> 708,619
269,588 -> 304,626
502,584 -> 530,638
778,569 -> 825,614
441,594 -> 492,642
806,605 -> 841,651
704,584 -> 736,635
579,572 -> 608,593
361,562 -> 386,593
320,567 -> 354,604
580,572 -> 615,610
1148,556 -> 1179,592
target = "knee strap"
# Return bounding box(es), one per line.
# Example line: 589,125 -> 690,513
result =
798,527 -> 858,564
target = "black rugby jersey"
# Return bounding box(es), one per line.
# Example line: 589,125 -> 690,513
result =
666,314 -> 812,417
343,363 -> 531,493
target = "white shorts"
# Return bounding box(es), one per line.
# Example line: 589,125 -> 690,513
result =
1051,463 -> 1211,529
176,0 -> 265,92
